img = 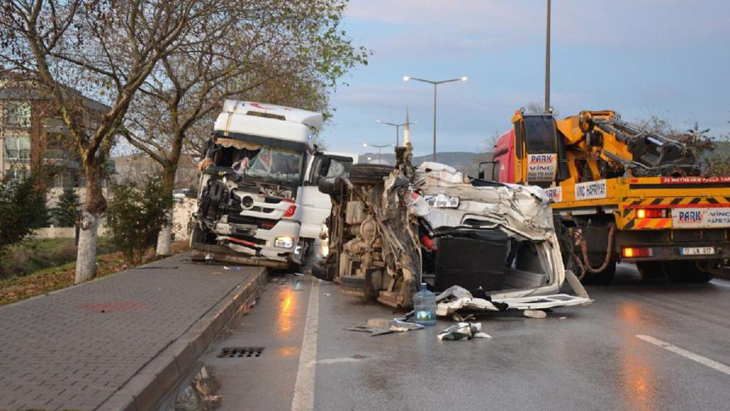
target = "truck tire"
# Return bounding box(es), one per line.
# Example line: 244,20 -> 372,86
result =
189,225 -> 207,262
636,262 -> 665,281
348,164 -> 393,186
663,261 -> 714,283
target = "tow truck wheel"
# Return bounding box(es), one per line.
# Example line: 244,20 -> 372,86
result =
663,261 -> 714,283
636,262 -> 665,281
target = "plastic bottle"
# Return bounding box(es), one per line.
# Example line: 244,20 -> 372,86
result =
413,283 -> 437,326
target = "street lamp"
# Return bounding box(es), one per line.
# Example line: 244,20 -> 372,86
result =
376,118 -> 417,147
545,0 -> 551,113
403,75 -> 468,162
363,142 -> 392,163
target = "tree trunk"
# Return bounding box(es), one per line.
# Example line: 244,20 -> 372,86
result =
75,211 -> 99,283
156,224 -> 173,256
75,162 -> 107,283
155,165 -> 177,256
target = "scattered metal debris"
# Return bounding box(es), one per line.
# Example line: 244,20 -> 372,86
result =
437,322 -> 491,341
347,318 -> 425,337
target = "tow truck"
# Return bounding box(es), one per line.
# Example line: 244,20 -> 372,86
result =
485,109 -> 730,284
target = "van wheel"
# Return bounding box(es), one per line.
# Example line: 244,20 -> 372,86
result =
348,164 -> 393,185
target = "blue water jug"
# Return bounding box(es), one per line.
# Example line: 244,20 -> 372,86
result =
413,283 -> 437,326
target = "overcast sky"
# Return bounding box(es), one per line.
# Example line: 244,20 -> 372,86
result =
319,0 -> 730,156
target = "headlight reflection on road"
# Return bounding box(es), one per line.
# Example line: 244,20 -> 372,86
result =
619,302 -> 657,410
278,288 -> 295,335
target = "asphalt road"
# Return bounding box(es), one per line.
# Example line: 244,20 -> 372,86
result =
200,265 -> 730,411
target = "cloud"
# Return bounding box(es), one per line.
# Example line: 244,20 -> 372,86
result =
347,0 -> 730,51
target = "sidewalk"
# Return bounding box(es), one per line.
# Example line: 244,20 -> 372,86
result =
0,254 -> 267,411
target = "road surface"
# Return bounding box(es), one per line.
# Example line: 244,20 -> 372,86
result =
198,265 -> 730,411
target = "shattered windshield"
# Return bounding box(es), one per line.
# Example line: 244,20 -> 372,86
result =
209,139 -> 305,184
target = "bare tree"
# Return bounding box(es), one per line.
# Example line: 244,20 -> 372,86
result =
122,0 -> 368,255
525,101 -> 559,117
0,0 -> 221,282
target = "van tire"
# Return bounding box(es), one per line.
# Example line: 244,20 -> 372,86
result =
348,164 -> 393,186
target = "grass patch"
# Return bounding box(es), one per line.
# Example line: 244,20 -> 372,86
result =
0,240 -> 189,306
0,237 -> 119,279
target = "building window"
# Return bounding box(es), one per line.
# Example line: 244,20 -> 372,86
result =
4,134 -> 31,161
4,102 -> 31,128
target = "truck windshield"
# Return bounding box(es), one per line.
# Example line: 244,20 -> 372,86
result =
523,116 -> 557,153
210,141 -> 305,184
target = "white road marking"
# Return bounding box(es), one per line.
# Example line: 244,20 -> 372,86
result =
636,334 -> 730,376
315,357 -> 364,365
291,278 -> 320,411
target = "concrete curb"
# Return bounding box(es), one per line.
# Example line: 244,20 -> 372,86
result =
97,266 -> 268,411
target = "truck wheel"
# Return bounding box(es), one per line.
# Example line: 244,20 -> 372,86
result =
636,262 -> 665,281
663,261 -> 714,283
348,164 -> 393,185
189,225 -> 207,262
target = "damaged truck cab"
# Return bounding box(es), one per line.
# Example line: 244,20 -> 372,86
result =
190,101 -> 351,268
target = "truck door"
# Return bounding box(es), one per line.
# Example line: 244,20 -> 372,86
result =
298,153 -> 356,239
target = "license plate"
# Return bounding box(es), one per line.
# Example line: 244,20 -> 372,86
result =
680,247 -> 715,256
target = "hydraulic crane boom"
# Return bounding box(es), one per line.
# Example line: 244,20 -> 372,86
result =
558,110 -> 699,178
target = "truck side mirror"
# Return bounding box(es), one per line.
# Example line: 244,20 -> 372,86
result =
478,161 -> 495,181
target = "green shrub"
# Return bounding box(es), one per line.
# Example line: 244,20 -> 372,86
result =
106,175 -> 171,264
52,186 -> 81,227
0,169 -> 49,262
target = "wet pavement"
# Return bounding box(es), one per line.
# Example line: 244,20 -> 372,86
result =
201,265 -> 730,411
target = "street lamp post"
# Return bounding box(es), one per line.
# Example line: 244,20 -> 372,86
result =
376,118 -> 417,147
362,143 -> 392,163
545,0 -> 551,113
403,75 -> 467,162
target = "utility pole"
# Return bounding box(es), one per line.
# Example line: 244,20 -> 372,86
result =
545,0 -> 551,113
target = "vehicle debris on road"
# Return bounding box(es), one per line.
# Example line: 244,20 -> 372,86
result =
347,318 -> 424,337
523,309 -> 548,319
437,322 -> 491,341
435,285 -> 590,316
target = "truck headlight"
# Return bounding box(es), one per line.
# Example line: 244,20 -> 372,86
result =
425,193 -> 460,208
275,236 -> 294,249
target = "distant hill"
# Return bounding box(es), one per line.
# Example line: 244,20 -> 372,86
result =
361,151 -> 491,176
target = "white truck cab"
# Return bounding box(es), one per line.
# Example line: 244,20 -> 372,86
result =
190,101 -> 355,268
